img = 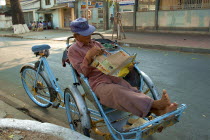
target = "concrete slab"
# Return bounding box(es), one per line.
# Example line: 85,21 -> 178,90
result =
0,100 -> 34,120
0,118 -> 92,140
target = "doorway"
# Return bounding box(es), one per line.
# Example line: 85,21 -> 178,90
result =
44,14 -> 53,28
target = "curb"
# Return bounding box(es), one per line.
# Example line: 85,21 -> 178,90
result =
0,90 -> 68,128
0,34 -> 23,38
0,118 -> 92,140
117,42 -> 210,54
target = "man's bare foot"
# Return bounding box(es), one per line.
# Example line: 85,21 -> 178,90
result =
151,103 -> 178,117
152,89 -> 171,109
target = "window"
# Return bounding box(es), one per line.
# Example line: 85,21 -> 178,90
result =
98,8 -> 103,18
45,0 -> 51,5
138,0 -> 156,11
0,0 -> 6,6
160,0 -> 210,10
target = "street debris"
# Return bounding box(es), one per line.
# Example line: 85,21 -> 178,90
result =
0,128 -> 63,140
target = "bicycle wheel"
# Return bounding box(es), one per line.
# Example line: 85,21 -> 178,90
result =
21,66 -> 52,108
64,88 -> 90,137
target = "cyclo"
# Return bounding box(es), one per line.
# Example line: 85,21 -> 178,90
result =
20,33 -> 186,140
62,33 -> 186,139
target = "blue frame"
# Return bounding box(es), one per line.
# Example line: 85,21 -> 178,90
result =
34,57 -> 65,109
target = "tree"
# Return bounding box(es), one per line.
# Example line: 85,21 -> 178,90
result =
10,0 -> 25,25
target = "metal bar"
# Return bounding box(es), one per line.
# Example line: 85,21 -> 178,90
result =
90,117 -> 99,121
42,58 -> 65,98
88,108 -> 102,118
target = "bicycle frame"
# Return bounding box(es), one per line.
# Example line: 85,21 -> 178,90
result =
33,56 -> 66,109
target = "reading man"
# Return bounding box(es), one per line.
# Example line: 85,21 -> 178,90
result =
68,18 -> 178,118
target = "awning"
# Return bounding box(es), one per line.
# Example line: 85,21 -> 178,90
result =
36,4 -> 68,13
48,4 -> 68,10
36,9 -> 54,13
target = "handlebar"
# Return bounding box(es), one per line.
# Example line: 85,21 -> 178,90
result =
66,36 -> 74,47
66,33 -> 105,47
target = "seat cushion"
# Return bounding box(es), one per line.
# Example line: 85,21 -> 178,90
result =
32,44 -> 51,53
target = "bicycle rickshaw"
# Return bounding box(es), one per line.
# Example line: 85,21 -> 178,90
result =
20,33 -> 186,140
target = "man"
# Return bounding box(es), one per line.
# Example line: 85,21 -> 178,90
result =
68,18 -> 178,118
110,14 -> 114,28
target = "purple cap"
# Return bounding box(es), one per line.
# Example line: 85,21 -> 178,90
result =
70,18 -> 95,36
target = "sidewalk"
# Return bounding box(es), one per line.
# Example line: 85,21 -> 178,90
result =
0,90 -> 92,140
1,29 -> 210,54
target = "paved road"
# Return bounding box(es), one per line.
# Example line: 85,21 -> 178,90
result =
0,37 -> 210,140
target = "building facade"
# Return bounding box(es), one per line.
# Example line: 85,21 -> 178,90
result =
120,0 -> 210,32
2,0 -> 209,32
20,0 -> 75,29
20,0 -> 115,30
0,0 -> 12,29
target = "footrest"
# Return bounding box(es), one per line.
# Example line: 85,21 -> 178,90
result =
129,104 -> 187,138
142,115 -> 179,138
32,44 -> 51,53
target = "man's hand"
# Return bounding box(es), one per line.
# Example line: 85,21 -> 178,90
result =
85,46 -> 104,64
128,62 -> 135,71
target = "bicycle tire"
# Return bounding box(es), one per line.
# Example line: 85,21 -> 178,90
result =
64,88 -> 90,137
21,66 -> 52,108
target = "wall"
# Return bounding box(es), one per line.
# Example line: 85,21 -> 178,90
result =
41,0 -> 54,9
20,0 -> 40,23
121,12 -> 134,26
158,9 -> 210,29
121,11 -> 155,30
0,15 -> 12,28
52,9 -> 60,29
21,1 -> 40,12
121,9 -> 210,32
136,11 -> 155,29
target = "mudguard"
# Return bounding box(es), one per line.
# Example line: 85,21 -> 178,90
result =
20,63 -> 52,88
67,85 -> 92,129
20,63 -> 35,73
139,70 -> 161,100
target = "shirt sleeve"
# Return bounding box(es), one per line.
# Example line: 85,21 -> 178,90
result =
68,46 -> 95,77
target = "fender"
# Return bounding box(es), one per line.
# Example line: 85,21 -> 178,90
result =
20,63 -> 35,73
67,85 -> 91,129
20,63 -> 52,88
134,66 -> 161,100
139,70 -> 161,100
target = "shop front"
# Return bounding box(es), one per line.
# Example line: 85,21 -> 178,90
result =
78,0 -> 105,29
55,1 -> 75,28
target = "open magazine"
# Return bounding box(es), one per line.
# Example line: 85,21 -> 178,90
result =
91,50 -> 137,77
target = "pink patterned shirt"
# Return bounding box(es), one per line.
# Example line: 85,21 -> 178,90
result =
68,40 -> 123,91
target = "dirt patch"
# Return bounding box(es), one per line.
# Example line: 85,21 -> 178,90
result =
0,128 -> 63,140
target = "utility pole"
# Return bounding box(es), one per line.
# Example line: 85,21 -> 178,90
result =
103,0 -> 109,30
86,0 -> 88,19
155,0 -> 160,30
133,0 -> 138,31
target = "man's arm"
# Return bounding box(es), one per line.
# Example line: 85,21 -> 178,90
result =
68,46 -> 95,77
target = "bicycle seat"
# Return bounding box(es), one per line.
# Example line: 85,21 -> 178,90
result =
32,44 -> 51,53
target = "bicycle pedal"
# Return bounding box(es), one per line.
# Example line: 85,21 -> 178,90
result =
52,102 -> 60,109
